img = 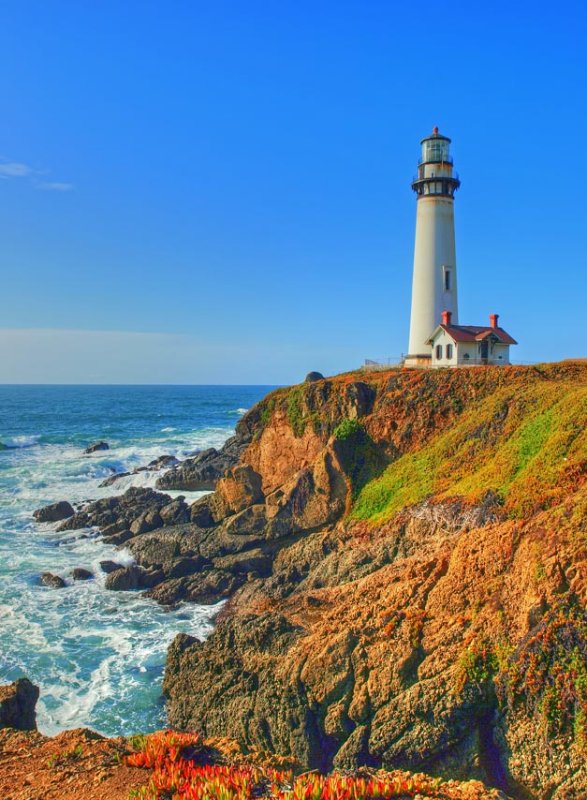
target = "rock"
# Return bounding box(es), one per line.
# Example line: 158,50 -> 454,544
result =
98,455 -> 178,487
0,678 -> 39,731
104,565 -> 145,591
147,569 -> 245,606
159,497 -> 190,526
156,429 -> 251,492
214,465 -> 264,517
99,472 -> 130,487
40,572 -> 66,589
162,364 -> 587,793
99,560 -> 123,574
130,509 -> 163,535
57,487 -> 173,534
305,371 -> 324,382
33,501 -> 75,523
190,496 -> 216,528
101,529 -> 134,546
85,441 -> 109,453
147,455 -> 179,470
71,568 -> 93,581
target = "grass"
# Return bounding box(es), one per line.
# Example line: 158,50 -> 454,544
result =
351,380 -> 587,523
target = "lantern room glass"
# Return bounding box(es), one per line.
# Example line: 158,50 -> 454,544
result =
422,138 -> 450,163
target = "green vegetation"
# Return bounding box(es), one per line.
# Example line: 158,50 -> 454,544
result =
497,601 -> 587,749
286,386 -> 306,438
352,380 -> 587,523
333,418 -> 363,441
454,638 -> 498,696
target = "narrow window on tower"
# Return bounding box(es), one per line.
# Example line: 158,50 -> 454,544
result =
444,268 -> 451,291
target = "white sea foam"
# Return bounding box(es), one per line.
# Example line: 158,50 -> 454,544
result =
1,434 -> 40,448
0,408 -> 234,736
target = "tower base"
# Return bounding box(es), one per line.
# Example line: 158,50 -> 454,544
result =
403,354 -> 432,369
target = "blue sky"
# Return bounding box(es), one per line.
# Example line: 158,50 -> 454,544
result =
1,0 -> 586,383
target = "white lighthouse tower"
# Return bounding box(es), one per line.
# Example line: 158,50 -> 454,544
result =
406,127 -> 461,365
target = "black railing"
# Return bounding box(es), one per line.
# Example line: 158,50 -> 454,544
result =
411,172 -> 460,185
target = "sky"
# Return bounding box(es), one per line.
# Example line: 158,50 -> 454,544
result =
1,0 -> 586,384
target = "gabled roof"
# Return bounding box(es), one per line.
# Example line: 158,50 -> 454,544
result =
428,324 -> 518,346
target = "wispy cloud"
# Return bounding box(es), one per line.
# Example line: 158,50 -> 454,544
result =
36,181 -> 75,192
0,161 -> 34,178
0,158 -> 73,190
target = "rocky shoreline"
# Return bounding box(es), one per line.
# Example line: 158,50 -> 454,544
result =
28,363 -> 587,800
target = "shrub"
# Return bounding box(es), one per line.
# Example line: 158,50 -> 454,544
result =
333,418 -> 363,441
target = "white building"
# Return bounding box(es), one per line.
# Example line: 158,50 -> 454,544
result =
428,311 -> 517,367
404,128 -> 518,368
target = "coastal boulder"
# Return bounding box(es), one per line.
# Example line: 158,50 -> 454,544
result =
104,565 -> 146,591
0,678 -> 39,731
305,371 -> 324,382
33,501 -> 75,523
84,441 -> 109,454
71,568 -> 93,581
99,560 -> 124,574
40,573 -> 66,589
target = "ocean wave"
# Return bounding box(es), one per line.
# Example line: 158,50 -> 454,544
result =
1,435 -> 41,449
228,408 -> 248,416
160,427 -> 176,432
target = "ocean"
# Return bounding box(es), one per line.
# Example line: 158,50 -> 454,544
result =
0,384 -> 273,736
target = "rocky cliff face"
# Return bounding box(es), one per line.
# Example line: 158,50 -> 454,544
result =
0,678 -> 39,731
161,363 -> 587,800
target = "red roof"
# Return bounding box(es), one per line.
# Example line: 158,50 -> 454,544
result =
437,324 -> 518,345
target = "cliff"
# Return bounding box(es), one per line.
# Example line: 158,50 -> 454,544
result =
162,363 -> 587,800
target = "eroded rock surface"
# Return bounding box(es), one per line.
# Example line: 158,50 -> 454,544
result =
161,364 -> 587,800
0,678 -> 39,731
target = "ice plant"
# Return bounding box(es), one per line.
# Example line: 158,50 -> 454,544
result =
126,731 -> 484,799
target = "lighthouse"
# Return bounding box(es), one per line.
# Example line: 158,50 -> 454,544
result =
406,128 -> 461,365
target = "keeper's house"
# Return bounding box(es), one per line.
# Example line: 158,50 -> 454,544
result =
427,311 -> 517,367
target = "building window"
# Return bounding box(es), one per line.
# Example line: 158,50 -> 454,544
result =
446,344 -> 453,359
444,268 -> 451,291
463,352 -> 470,360
435,344 -> 443,360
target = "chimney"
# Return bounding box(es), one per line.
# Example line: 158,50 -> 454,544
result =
489,313 -> 499,329
441,310 -> 452,326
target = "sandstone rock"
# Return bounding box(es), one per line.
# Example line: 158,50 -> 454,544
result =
85,441 -> 109,453
0,678 -> 39,730
40,572 -> 66,589
71,568 -> 93,581
215,465 -> 264,516
33,501 -> 75,523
